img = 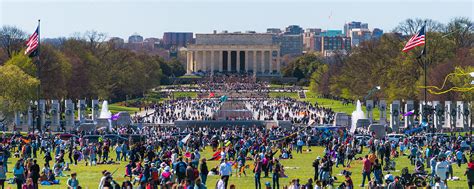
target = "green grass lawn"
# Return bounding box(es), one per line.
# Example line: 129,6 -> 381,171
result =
12,146 -> 467,188
173,91 -> 198,99
304,91 -> 385,120
269,92 -> 299,99
107,104 -> 140,114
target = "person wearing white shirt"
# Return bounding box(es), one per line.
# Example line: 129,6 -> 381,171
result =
435,157 -> 449,186
216,177 -> 225,189
219,159 -> 231,189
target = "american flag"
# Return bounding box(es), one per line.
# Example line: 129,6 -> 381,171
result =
25,26 -> 39,57
402,25 -> 425,53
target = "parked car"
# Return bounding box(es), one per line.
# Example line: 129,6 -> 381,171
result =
387,134 -> 407,143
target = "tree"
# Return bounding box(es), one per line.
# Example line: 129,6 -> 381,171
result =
445,17 -> 474,49
39,44 -> 72,99
282,53 -> 324,80
394,18 -> 444,36
0,64 -> 39,114
309,64 -> 329,95
0,26 -> 27,59
4,52 -> 36,76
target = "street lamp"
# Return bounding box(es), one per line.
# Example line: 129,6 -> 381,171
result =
364,86 -> 381,101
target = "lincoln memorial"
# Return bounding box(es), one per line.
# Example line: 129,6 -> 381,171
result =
186,33 -> 281,76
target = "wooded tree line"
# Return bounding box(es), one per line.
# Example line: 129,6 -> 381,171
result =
0,29 -> 185,113
283,17 -> 473,102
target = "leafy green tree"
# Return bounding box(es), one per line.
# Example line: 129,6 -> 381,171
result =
4,52 -> 36,76
0,64 -> 39,114
40,44 -> 72,99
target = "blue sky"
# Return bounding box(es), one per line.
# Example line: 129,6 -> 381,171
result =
1,0 -> 472,39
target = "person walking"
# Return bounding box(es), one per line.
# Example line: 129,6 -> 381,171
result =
13,160 -> 25,189
200,158 -> 209,185
272,159 -> 281,189
465,159 -> 474,189
360,155 -> 372,187
312,156 -> 320,181
254,157 -> 262,189
219,158 -> 231,189
0,163 -> 6,189
28,160 -> 40,189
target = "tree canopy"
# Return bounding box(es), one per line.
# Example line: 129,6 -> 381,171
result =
297,17 -> 474,101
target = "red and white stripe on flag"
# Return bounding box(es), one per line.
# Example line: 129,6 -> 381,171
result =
402,25 -> 425,53
25,27 -> 39,55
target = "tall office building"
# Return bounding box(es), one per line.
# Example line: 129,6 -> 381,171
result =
321,36 -> 351,56
284,25 -> 304,35
349,28 -> 372,46
273,34 -> 303,56
162,32 -> 194,49
344,21 -> 368,37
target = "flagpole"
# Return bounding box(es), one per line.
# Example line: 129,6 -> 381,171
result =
421,20 -> 431,133
36,19 -> 41,132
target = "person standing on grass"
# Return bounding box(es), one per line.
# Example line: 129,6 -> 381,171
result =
13,160 -> 25,189
296,138 -> 304,154
435,156 -> 449,188
272,159 -> 281,189
219,158 -> 231,189
360,155 -> 372,187
372,158 -> 383,186
114,143 -> 122,162
200,158 -> 209,185
312,156 -> 320,181
28,159 -> 40,189
254,156 -> 263,189
0,163 -> 6,189
465,159 -> 474,189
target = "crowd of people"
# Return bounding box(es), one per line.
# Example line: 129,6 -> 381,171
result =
246,98 -> 335,124
2,74 -> 473,189
1,124 -> 472,189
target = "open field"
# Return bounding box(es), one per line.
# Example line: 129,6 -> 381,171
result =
173,91 -> 198,99
13,146 -> 467,188
304,91 -> 384,120
269,92 -> 300,99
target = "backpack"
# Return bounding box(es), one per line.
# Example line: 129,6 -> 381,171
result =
178,162 -> 186,174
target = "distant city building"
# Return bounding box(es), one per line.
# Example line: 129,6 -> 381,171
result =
349,28 -> 372,46
267,28 -> 282,34
128,34 -> 144,43
305,28 -> 322,34
143,37 -> 160,50
372,28 -> 384,39
344,21 -> 368,37
321,36 -> 351,56
162,32 -> 194,49
284,25 -> 304,35
109,37 -> 125,48
303,32 -> 322,52
273,34 -> 303,56
321,30 -> 343,37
